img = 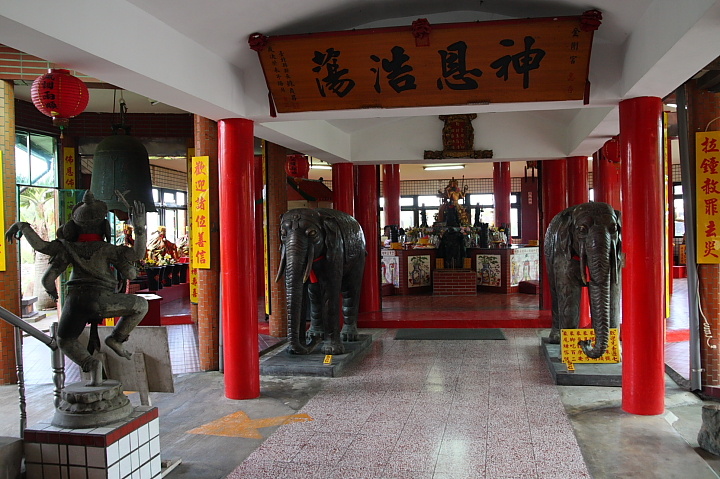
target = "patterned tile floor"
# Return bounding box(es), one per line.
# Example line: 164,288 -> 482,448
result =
16,280 -> 695,478
229,329 -> 590,479
21,279 -> 691,386
665,278 -> 690,381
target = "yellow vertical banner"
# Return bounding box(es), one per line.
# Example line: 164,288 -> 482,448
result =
62,147 -> 77,189
0,150 -> 6,272
664,112 -> 670,319
262,142 -> 271,316
190,267 -> 198,303
191,156 -> 211,269
697,131 -> 720,263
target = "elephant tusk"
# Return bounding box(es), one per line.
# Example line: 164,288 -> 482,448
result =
579,242 -> 588,285
275,244 -> 286,283
302,243 -> 315,284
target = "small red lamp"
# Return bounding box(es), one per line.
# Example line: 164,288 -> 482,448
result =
31,68 -> 89,132
285,154 -> 310,178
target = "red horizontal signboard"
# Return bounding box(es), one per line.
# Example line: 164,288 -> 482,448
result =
251,12 -> 600,114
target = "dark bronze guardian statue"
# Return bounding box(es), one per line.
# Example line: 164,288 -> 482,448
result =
5,191 -> 148,386
276,208 -> 366,355
544,202 -> 622,358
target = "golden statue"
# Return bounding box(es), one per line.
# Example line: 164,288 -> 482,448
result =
437,177 -> 470,226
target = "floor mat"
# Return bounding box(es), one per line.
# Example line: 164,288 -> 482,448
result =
394,328 -> 506,340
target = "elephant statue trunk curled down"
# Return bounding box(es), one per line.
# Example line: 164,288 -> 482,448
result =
276,208 -> 366,355
545,201 -> 622,359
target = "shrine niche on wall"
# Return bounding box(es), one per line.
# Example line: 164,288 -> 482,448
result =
250,11 -> 601,114
423,114 -> 493,159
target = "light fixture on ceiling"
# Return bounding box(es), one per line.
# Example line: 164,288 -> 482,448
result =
666,103 -> 677,108
423,164 -> 465,171
309,156 -> 332,169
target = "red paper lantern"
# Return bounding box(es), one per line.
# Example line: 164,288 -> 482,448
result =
31,69 -> 89,130
602,136 -> 620,163
285,154 -> 310,178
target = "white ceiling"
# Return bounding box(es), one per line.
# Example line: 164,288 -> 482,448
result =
2,0 -> 717,176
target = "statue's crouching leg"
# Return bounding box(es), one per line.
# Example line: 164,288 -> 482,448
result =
57,336 -> 100,373
104,296 -> 149,360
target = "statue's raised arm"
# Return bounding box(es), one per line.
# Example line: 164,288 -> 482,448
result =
5,221 -> 62,256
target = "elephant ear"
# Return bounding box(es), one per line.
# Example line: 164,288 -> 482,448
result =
323,216 -> 344,274
553,209 -> 575,262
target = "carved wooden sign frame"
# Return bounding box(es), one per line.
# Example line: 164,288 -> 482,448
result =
250,12 -> 601,114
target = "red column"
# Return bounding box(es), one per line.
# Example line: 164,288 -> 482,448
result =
593,138 -> 622,210
382,164 -> 401,227
566,156 -> 589,207
332,163 -> 355,216
493,162 -> 511,229
540,160 -> 568,310
566,156 -> 590,327
619,97 -> 664,415
356,165 -> 381,313
218,118 -> 259,400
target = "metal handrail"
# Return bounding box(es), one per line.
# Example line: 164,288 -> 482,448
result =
0,306 -> 64,437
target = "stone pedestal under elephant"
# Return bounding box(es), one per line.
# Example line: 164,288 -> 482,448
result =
276,208 -> 366,355
544,201 -> 622,358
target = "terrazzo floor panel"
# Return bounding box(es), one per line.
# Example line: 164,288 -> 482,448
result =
227,329 -> 590,479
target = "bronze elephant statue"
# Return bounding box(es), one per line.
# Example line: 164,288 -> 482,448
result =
544,202 -> 622,358
276,208 -> 366,355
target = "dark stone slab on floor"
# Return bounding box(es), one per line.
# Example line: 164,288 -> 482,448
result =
260,334 -> 372,377
395,328 -> 505,340
542,338 -> 622,387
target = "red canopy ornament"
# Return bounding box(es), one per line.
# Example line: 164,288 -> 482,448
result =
31,69 -> 89,131
580,10 -> 603,32
412,18 -> 432,47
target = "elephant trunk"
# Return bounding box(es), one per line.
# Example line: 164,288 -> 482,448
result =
580,231 -> 611,359
284,236 -> 320,355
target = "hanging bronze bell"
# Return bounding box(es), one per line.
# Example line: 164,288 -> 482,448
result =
89,131 -> 157,217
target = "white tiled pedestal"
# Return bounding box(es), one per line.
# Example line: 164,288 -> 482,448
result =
23,406 -> 161,479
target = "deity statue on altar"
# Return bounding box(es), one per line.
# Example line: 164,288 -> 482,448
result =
147,225 -> 178,262
436,177 -> 470,227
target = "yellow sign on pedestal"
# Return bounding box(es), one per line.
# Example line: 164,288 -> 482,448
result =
561,328 -> 620,366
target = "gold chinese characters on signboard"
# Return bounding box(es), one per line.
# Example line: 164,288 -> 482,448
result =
561,328 -> 620,365
191,156 -> 211,270
251,13 -> 600,114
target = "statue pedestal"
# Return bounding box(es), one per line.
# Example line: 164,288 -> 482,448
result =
23,406 -> 161,479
